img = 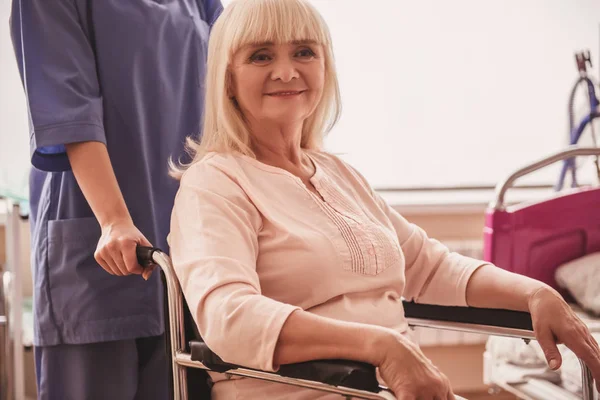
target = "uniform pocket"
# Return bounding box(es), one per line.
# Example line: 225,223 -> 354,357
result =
48,217 -> 100,246
47,217 -> 101,323
46,217 -> 147,326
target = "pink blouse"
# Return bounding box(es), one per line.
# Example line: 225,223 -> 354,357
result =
168,150 -> 486,399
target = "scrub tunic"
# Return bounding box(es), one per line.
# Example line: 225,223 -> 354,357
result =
10,0 -> 222,349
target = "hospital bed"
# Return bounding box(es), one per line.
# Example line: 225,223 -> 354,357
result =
483,146 -> 600,400
137,148 -> 599,400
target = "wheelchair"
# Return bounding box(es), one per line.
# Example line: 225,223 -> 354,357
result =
136,246 -> 596,400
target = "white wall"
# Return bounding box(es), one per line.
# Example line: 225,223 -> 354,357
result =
319,0 -> 600,188
0,1 -> 30,201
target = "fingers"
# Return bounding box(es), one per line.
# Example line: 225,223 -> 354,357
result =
576,340 -> 600,393
531,291 -> 600,392
96,245 -> 150,278
94,252 -> 118,275
589,334 -> 600,353
106,251 -> 126,276
561,324 -> 600,370
588,335 -> 600,389
94,227 -> 153,277
112,248 -> 129,275
545,315 -> 600,391
139,235 -> 153,248
100,241 -> 130,275
394,390 -> 449,400
566,331 -> 600,391
397,391 -> 453,400
536,328 -> 562,370
142,265 -> 155,281
122,241 -> 144,275
442,377 -> 455,400
138,235 -> 155,280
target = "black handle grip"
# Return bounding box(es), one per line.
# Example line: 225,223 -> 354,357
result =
136,246 -> 159,267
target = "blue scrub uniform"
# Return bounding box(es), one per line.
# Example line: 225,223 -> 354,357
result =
10,0 -> 222,398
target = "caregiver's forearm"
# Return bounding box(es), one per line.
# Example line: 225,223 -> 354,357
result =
465,264 -> 550,312
66,141 -> 132,227
273,310 -> 393,367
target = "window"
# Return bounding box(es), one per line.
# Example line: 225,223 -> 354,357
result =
0,1 -> 30,201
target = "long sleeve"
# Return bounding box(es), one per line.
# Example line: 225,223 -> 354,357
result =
377,194 -> 487,306
168,159 -> 301,371
10,0 -> 105,172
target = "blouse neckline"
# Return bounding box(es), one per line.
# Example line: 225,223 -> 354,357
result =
237,150 -> 323,185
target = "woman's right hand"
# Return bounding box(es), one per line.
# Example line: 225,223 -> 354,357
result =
375,330 -> 455,400
95,218 -> 154,280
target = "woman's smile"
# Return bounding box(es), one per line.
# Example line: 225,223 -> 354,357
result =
264,90 -> 307,98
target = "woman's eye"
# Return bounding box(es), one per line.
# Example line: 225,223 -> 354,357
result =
296,48 -> 316,59
250,53 -> 272,63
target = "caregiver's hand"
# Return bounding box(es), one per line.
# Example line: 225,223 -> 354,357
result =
96,218 -> 154,280
528,286 -> 600,392
376,331 -> 456,400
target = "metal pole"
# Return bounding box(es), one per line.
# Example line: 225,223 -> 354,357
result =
5,200 -> 25,400
492,146 -> 600,210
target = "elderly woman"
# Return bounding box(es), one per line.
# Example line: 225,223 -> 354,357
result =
168,0 -> 600,399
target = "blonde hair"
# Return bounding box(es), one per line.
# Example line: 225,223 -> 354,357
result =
170,0 -> 342,179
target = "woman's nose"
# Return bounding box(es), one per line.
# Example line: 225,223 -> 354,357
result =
270,58 -> 299,82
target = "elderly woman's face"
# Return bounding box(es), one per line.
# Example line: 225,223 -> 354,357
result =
230,41 -> 325,126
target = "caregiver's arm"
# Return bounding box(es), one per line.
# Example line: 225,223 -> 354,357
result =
66,142 -> 152,278
66,142 -> 131,228
464,264 -> 549,311
10,0 -> 149,277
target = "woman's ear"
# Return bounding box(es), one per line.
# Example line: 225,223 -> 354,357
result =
225,70 -> 235,99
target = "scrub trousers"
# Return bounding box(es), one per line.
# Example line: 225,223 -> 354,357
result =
34,334 -> 169,400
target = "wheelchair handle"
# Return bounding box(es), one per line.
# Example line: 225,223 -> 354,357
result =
136,245 -> 160,268
491,146 -> 600,210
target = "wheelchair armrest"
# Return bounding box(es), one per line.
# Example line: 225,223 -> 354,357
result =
189,340 -> 380,393
402,301 -> 534,337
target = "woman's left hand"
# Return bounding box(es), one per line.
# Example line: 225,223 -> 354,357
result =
528,286 -> 600,392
